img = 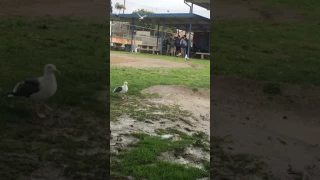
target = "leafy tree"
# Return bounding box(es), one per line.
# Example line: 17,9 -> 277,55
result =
115,2 -> 126,14
132,9 -> 176,36
132,9 -> 155,31
110,1 -> 113,13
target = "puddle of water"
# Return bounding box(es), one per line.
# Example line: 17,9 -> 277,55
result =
151,111 -> 167,115
110,114 -> 209,152
160,134 -> 173,139
158,146 -> 210,170
185,147 -> 210,162
111,115 -> 203,138
159,151 -> 204,169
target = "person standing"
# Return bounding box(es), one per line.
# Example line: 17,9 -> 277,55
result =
166,35 -> 171,55
175,35 -> 181,57
180,36 -> 187,58
169,36 -> 176,56
184,35 -> 189,55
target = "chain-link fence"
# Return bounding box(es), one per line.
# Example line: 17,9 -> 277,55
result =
110,21 -> 194,54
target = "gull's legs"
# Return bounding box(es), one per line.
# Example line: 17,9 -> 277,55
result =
10,98 -> 14,108
38,101 -> 52,111
36,101 -> 46,118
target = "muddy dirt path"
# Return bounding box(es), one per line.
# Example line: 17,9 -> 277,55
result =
142,85 -> 210,135
212,75 -> 320,179
110,85 -> 210,170
110,53 -> 198,69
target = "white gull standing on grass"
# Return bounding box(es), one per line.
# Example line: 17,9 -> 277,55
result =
5,64 -> 60,118
113,81 -> 128,101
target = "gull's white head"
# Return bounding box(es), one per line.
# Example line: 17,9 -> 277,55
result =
44,64 -> 60,75
124,81 -> 128,86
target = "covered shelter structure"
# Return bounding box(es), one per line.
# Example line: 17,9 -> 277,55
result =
110,12 -> 210,59
186,0 -> 210,10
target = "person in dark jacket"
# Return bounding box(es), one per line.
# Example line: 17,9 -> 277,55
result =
180,36 -> 187,58
169,36 -> 176,56
166,35 -> 172,55
175,35 -> 181,56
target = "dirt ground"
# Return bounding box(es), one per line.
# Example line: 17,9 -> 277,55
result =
111,85 -> 210,170
142,85 -> 210,135
212,75 -> 320,179
111,53 -> 197,68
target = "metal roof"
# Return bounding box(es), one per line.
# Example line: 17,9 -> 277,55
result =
186,0 -> 210,10
110,13 -> 210,32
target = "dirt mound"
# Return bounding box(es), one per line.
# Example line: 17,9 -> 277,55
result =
142,85 -> 210,135
212,75 -> 320,179
212,0 -> 303,21
111,54 -> 198,68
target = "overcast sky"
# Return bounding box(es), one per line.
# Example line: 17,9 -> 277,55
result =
111,0 -> 210,18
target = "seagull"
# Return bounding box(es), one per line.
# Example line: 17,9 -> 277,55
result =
113,81 -> 128,100
6,64 -> 60,118
137,13 -> 147,20
185,54 -> 190,61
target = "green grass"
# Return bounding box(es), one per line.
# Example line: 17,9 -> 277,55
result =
211,20 -> 320,86
0,17 -> 108,179
211,0 -> 320,86
110,52 -> 210,179
111,130 -> 209,180
110,51 -> 209,98
110,98 -> 193,122
110,50 -> 209,121
261,0 -> 320,21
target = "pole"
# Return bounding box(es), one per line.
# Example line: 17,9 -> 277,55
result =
110,21 -> 112,50
185,25 -> 187,36
188,19 -> 192,58
160,18 -> 165,55
191,3 -> 193,13
156,23 -> 160,51
123,0 -> 126,14
131,18 -> 135,52
187,3 -> 193,58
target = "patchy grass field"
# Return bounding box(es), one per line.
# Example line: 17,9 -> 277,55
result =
212,0 -> 320,86
0,18 -> 108,180
211,0 -> 320,179
110,51 -> 210,180
212,21 -> 320,86
261,0 -> 320,21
